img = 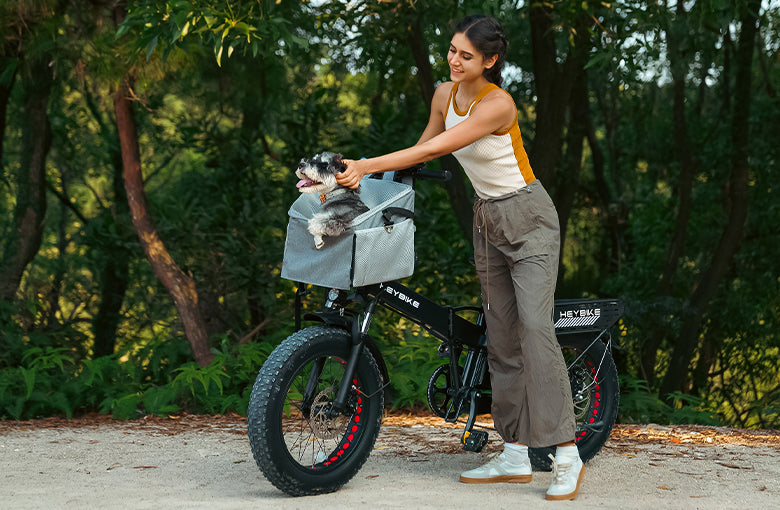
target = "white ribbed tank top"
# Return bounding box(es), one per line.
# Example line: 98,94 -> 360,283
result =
444,83 -> 535,198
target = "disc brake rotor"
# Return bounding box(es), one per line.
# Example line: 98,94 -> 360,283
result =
310,387 -> 350,440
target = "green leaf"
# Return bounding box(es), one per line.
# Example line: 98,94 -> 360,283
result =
19,367 -> 35,400
115,23 -> 130,39
145,35 -> 159,61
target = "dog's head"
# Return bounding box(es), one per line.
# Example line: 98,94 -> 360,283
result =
295,152 -> 347,194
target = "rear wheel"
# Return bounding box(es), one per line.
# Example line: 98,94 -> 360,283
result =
247,326 -> 384,496
529,334 -> 619,471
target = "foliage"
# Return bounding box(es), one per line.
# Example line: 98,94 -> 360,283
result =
0,1 -> 778,428
372,325 -> 445,410
0,338 -> 276,421
119,0 -> 311,65
618,375 -> 721,426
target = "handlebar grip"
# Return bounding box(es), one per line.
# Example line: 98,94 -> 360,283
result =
416,168 -> 452,182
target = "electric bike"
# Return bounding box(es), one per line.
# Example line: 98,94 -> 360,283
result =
247,167 -> 622,496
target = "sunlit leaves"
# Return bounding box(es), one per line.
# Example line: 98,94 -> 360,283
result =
118,0 -> 310,66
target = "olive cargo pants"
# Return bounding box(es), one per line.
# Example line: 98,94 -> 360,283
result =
473,180 -> 575,447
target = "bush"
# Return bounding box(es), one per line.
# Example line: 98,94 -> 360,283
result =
0,339 -> 277,421
618,375 -> 722,426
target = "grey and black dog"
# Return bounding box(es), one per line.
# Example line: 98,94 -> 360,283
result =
295,152 -> 369,249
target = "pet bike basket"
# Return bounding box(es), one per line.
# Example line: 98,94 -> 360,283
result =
281,173 -> 415,289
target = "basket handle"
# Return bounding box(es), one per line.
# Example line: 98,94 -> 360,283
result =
382,207 -> 414,226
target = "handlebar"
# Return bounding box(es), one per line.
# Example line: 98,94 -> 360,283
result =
393,164 -> 452,183
417,168 -> 452,181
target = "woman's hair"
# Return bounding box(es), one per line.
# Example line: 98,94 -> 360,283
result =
453,15 -> 508,87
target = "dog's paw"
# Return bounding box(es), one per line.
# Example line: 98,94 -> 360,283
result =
314,236 -> 325,250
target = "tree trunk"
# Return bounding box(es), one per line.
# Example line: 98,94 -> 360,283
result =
641,1 -> 700,382
0,56 -> 52,302
587,121 -> 624,275
45,169 -> 70,328
406,17 -> 472,243
0,69 -> 16,166
528,3 -> 579,186
659,0 -> 698,295
113,76 -> 214,367
555,66 -> 588,287
659,0 -> 759,399
85,89 -> 131,357
91,171 -> 130,357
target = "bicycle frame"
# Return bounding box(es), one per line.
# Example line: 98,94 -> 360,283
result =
293,278 -> 622,451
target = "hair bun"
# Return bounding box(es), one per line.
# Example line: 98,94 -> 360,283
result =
453,15 -> 508,86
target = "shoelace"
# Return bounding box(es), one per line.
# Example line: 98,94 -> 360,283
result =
547,453 -> 574,484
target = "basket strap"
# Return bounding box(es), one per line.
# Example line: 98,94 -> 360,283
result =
382,207 -> 414,226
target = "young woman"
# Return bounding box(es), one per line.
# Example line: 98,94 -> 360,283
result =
336,15 -> 583,501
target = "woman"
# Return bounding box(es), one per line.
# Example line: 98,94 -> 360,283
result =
336,15 -> 583,501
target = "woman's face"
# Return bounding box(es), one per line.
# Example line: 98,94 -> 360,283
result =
447,32 -> 495,83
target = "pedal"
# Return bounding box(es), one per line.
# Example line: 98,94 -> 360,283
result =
462,430 -> 489,452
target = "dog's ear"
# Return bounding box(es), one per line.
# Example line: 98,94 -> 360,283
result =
330,153 -> 346,173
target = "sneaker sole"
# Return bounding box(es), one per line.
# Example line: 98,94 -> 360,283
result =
545,464 -> 585,501
459,474 -> 532,484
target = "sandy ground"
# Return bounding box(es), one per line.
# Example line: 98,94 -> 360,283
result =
1,414 -> 778,509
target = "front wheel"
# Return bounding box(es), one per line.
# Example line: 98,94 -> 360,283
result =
247,326 -> 385,496
529,334 -> 620,471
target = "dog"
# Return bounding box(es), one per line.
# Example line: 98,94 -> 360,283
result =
295,152 -> 369,249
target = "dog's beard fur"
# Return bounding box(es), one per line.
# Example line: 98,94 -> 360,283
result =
296,152 -> 369,249
295,152 -> 340,195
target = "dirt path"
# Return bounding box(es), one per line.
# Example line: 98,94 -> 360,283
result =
1,414 -> 778,509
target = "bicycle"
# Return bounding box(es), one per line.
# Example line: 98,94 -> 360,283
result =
247,166 -> 622,496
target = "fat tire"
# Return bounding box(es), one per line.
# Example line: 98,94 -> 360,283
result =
529,334 -> 619,471
247,326 -> 384,496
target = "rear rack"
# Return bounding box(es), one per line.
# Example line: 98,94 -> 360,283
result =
553,298 -> 623,335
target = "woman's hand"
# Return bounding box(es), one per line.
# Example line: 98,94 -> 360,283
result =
336,159 -> 367,189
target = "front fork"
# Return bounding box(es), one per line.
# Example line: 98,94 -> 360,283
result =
331,298 -> 377,413
296,283 -> 380,417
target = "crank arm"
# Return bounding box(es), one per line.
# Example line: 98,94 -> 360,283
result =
576,420 -> 606,434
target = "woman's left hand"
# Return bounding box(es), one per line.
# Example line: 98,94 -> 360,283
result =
336,159 -> 367,189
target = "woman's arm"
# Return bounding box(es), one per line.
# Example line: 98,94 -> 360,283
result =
336,88 -> 516,188
414,82 -> 452,146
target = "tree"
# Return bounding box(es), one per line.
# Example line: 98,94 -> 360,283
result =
660,0 -> 761,398
0,54 -> 52,302
113,72 -> 214,366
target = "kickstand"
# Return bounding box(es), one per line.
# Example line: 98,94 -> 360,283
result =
461,389 -> 488,452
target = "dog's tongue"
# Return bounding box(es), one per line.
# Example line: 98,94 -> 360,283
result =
296,179 -> 315,189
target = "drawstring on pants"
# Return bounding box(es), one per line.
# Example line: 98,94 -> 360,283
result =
473,198 -> 489,310
473,185 -> 534,312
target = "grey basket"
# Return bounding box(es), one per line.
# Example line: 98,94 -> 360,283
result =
281,175 -> 415,289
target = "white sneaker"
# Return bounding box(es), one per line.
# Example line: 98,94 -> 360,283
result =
459,451 -> 532,484
545,453 -> 585,500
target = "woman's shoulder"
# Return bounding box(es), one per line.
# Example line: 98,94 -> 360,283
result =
471,85 -> 517,129
431,81 -> 456,113
434,81 -> 456,96
484,84 -> 514,101
479,85 -> 516,110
